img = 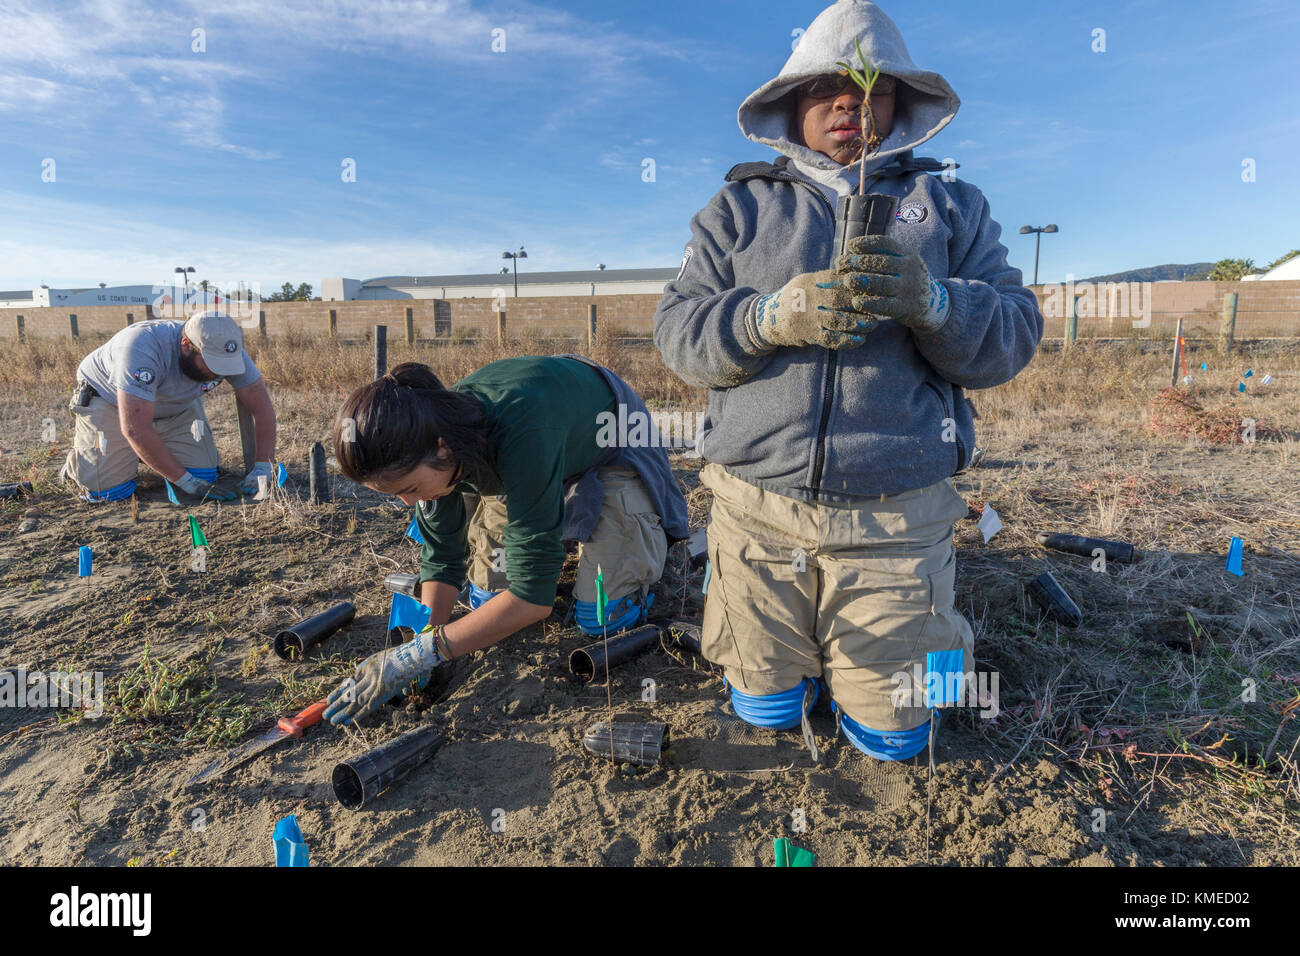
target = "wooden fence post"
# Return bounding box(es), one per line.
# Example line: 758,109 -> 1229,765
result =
14,315 -> 23,341
1170,317 -> 1184,388
1219,292 -> 1238,353
496,310 -> 507,345
69,313 -> 78,338
587,304 -> 597,351
328,308 -> 337,337
373,325 -> 387,378
1065,294 -> 1079,348
405,307 -> 414,346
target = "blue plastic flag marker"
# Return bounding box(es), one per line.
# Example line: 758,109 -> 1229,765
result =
1226,537 -> 1244,577
164,478 -> 180,505
1200,362 -> 1207,371
77,546 -> 92,577
273,814 -> 309,867
276,462 -> 289,487
1238,382 -> 1246,393
925,649 -> 967,708
405,514 -> 424,544
387,592 -> 432,634
1244,369 -> 1253,378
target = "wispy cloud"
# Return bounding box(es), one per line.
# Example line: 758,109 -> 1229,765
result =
0,0 -> 710,153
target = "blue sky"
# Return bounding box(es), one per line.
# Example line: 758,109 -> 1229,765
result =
2,0 -> 1297,292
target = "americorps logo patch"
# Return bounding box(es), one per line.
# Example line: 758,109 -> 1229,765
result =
897,201 -> 929,224
132,368 -> 155,384
223,340 -> 238,353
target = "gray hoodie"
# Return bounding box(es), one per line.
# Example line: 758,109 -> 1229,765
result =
653,0 -> 1043,502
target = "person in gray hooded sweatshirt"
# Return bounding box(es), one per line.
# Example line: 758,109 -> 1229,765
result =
654,0 -> 1042,760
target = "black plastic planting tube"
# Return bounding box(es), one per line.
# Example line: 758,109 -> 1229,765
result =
332,724 -> 443,809
1037,532 -> 1137,564
569,624 -> 662,682
0,481 -> 33,500
383,572 -> 420,597
664,620 -> 702,655
1027,572 -> 1084,628
273,601 -> 356,660
831,194 -> 899,261
582,721 -> 669,767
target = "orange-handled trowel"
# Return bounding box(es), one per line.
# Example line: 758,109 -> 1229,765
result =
185,698 -> 329,787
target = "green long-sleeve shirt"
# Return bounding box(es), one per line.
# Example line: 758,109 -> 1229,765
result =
414,356 -> 618,607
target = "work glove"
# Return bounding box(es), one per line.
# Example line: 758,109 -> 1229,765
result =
175,470 -> 241,502
240,461 -> 274,494
743,268 -> 881,351
837,235 -> 952,333
324,625 -> 451,725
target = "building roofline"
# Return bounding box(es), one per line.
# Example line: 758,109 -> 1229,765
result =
361,268 -> 677,287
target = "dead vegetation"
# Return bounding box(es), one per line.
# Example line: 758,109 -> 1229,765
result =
1,334 -> 1297,864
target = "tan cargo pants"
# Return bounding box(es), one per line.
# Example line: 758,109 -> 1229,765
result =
467,466 -> 668,605
699,462 -> 973,732
61,394 -> 219,493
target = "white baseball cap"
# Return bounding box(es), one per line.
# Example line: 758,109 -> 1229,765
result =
183,310 -> 246,377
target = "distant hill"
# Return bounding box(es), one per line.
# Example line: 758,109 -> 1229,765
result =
1080,263 -> 1216,283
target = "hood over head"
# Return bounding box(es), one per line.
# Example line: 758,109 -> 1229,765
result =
737,0 -> 959,183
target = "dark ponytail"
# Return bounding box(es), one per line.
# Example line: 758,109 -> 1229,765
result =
334,362 -> 489,486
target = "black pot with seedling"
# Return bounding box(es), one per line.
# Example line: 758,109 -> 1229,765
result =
828,38 -> 899,264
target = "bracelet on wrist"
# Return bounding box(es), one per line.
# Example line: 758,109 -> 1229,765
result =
433,625 -> 455,662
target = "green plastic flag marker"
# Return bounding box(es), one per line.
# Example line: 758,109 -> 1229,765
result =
188,514 -> 209,549
773,838 -> 816,867
595,564 -> 608,627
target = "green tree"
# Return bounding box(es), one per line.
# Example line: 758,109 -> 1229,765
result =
293,282 -> 313,301
1206,258 -> 1258,281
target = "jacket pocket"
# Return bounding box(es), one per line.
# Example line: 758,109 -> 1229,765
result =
923,379 -> 964,475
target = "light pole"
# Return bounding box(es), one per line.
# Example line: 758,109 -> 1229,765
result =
174,266 -> 195,317
1018,225 -> 1057,286
501,246 -> 527,297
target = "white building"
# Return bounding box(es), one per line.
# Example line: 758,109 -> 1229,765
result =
1241,254 -> 1300,281
0,284 -> 244,309
322,267 -> 679,301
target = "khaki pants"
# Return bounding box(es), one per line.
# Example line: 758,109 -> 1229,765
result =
467,466 -> 668,606
60,395 -> 219,493
699,462 -> 973,732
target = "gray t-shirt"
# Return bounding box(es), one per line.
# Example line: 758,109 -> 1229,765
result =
76,319 -> 262,418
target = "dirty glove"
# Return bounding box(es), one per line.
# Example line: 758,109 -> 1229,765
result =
324,625 -> 451,725
240,461 -> 274,494
175,470 -> 240,502
743,269 -> 881,351
838,235 -> 952,332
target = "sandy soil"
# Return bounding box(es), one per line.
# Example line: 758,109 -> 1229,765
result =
1,344 -> 1297,867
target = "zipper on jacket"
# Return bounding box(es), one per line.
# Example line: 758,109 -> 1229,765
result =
792,179 -> 839,501
924,380 -> 965,474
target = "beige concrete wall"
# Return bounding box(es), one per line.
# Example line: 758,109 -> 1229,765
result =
2,281 -> 1296,341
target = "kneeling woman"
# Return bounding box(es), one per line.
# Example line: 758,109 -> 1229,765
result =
324,355 -> 690,725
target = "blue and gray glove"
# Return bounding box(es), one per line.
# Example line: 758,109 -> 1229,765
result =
324,626 -> 450,725
838,235 -> 952,333
175,470 -> 240,501
743,268 -> 882,351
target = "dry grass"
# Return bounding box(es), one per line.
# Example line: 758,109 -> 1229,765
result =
2,332 -> 1298,858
